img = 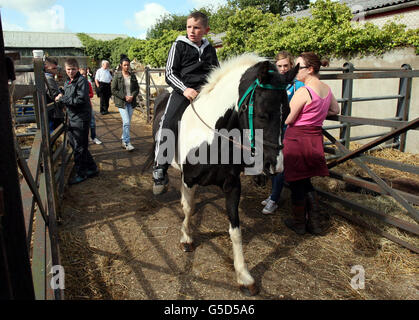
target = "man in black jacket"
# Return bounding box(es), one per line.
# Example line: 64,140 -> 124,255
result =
44,57 -> 64,131
153,11 -> 219,195
56,58 -> 98,185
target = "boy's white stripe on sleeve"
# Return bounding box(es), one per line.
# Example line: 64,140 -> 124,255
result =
166,42 -> 187,92
166,43 -> 186,91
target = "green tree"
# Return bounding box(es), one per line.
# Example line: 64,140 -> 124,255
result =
77,33 -> 112,63
109,37 -> 140,67
146,13 -> 187,39
78,0 -> 419,68
129,30 -> 184,67
227,0 -> 309,15
202,5 -> 238,34
146,5 -> 237,39
218,0 -> 418,59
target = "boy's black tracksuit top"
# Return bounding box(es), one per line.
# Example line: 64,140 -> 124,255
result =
165,35 -> 219,95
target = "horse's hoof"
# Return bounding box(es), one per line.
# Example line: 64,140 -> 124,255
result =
153,184 -> 167,195
181,242 -> 194,252
239,284 -> 259,296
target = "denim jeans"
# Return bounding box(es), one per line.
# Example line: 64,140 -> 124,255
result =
90,109 -> 96,139
270,172 -> 285,203
119,103 -> 133,144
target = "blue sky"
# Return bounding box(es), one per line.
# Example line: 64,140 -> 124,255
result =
0,0 -> 228,38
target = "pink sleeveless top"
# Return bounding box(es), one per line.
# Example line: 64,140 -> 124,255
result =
292,85 -> 332,127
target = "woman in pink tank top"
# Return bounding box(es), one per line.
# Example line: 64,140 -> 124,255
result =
282,52 -> 340,236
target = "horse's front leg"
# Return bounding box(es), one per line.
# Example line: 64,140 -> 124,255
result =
180,178 -> 196,252
224,176 -> 258,296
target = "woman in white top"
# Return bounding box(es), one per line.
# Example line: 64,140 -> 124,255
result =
111,56 -> 140,151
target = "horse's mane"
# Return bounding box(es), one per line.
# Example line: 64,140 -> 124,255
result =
199,53 -> 266,97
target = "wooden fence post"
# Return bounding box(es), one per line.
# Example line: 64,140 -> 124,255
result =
33,54 -> 63,300
146,66 -> 151,123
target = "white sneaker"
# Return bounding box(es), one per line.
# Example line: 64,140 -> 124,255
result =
262,199 -> 278,215
122,142 -> 134,151
261,196 -> 271,206
93,137 -> 102,145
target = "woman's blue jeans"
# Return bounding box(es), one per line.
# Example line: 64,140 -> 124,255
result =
119,103 -> 133,144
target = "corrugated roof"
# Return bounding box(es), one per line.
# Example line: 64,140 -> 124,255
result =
4,31 -> 129,48
285,0 -> 417,18
344,0 -> 417,12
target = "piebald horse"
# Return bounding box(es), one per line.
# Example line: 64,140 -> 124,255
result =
144,53 -> 298,295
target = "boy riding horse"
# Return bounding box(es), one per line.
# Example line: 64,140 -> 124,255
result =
152,11 -> 219,195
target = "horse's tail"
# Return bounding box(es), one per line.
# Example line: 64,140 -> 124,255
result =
141,143 -> 155,174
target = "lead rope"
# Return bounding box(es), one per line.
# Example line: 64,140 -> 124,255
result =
190,100 -> 252,152
190,74 -> 287,153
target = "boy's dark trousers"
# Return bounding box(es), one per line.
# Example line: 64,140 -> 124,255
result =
68,119 -> 97,177
98,82 -> 111,114
154,91 -> 190,171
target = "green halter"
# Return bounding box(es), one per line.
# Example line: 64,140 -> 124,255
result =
237,72 -> 287,149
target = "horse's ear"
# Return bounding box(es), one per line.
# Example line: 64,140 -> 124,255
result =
256,61 -> 272,84
284,63 -> 299,83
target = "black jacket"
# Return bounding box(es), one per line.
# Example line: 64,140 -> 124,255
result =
165,35 -> 219,95
45,72 -> 65,119
60,72 -> 91,122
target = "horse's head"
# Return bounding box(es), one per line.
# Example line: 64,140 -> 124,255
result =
237,60 -> 299,175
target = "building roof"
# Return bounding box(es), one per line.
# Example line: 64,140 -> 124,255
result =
342,0 -> 416,11
285,0 -> 418,19
4,31 -> 129,48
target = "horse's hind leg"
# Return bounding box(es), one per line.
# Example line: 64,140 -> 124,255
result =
180,178 -> 196,252
225,176 -> 258,296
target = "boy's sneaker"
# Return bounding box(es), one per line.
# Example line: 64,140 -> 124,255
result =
261,196 -> 271,206
86,168 -> 99,178
93,137 -> 102,145
68,174 -> 87,185
262,199 -> 278,215
122,142 -> 134,151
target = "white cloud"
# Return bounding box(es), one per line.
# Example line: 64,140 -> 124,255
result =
0,0 -> 56,12
190,0 -> 227,8
137,32 -> 147,40
2,20 -> 25,31
25,5 -> 66,31
133,3 -> 169,31
0,1 -> 67,32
